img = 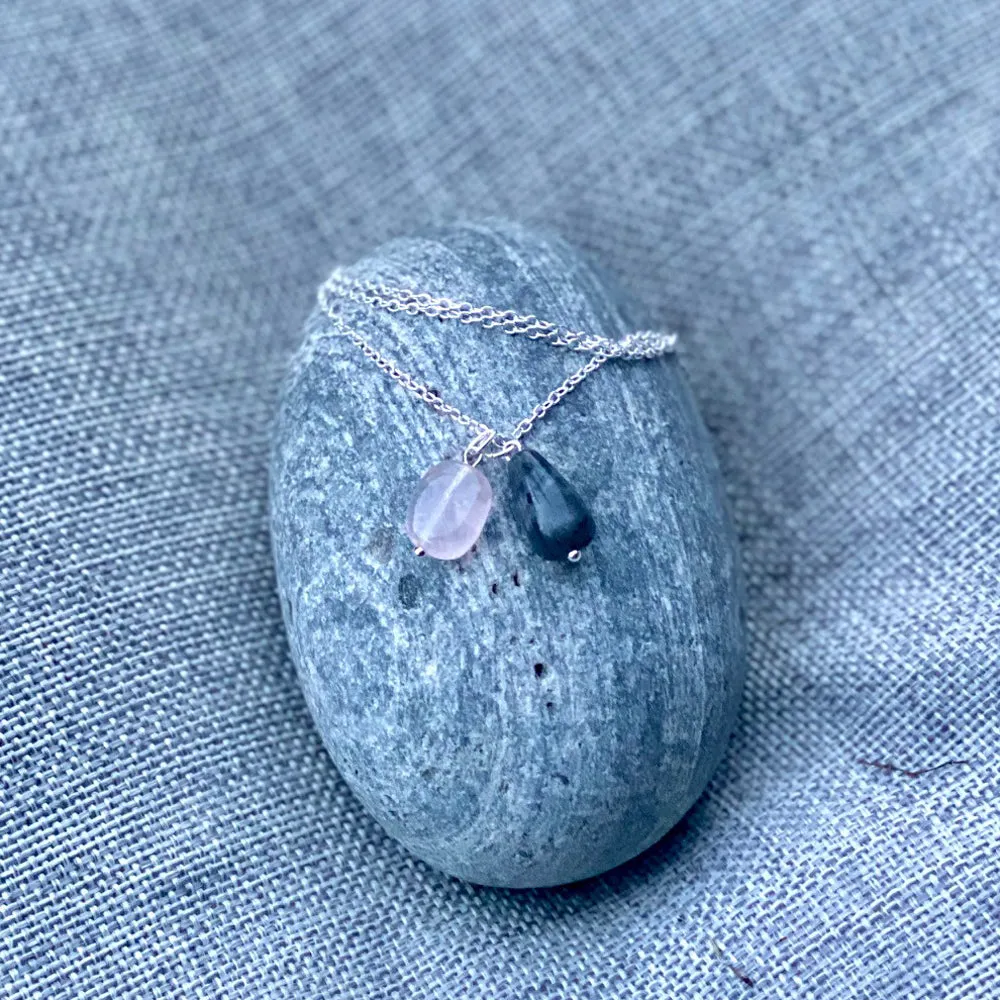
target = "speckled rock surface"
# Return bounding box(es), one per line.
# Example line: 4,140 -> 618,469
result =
269,220 -> 745,888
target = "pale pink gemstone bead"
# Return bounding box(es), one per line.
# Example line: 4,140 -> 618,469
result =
405,459 -> 493,560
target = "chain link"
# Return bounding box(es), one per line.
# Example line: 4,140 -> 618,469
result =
321,269 -> 677,359
318,269 -> 676,461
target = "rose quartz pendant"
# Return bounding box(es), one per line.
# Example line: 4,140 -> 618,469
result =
405,459 -> 493,560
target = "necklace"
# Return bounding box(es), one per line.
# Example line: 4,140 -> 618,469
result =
319,270 -> 678,563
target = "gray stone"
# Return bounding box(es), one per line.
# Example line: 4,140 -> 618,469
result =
269,220 -> 746,888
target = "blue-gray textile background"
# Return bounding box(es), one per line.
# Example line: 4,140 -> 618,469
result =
2,1 -> 998,997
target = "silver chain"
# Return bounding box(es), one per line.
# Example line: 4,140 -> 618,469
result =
318,269 -> 677,463
321,270 -> 677,358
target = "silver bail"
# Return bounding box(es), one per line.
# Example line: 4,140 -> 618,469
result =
462,427 -> 496,467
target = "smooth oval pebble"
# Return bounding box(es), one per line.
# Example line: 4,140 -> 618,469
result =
269,219 -> 746,888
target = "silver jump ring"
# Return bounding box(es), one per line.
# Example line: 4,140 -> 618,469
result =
462,427 -> 496,467
485,438 -> 523,460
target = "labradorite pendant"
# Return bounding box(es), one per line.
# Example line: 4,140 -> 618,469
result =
507,448 -> 595,561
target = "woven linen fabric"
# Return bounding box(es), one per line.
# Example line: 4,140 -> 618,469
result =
2,0 -> 998,996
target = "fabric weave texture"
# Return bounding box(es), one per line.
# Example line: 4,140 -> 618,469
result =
1,1 -> 998,997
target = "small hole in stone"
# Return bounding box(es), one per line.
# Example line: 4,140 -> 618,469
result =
533,662 -> 546,678
490,581 -> 499,595
513,571 -> 521,587
525,491 -> 533,506
397,573 -> 420,610
545,701 -> 555,713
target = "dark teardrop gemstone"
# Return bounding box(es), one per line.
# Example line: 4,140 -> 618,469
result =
507,449 -> 596,561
